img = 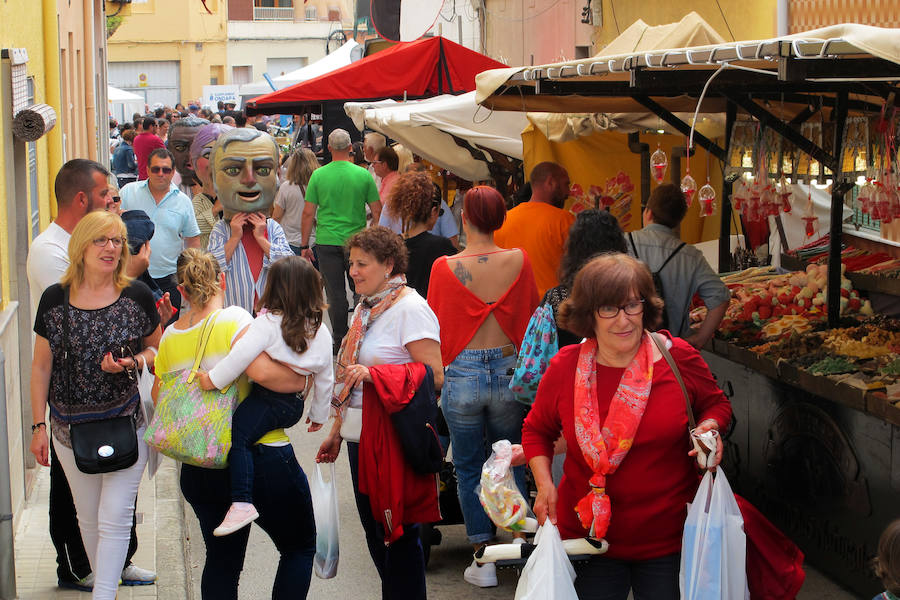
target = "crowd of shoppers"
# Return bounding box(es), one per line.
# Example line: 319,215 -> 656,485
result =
28,104 -> 747,600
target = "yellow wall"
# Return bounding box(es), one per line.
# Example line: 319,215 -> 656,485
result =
108,0 -> 228,103
0,0 -> 61,306
523,127 -> 726,244
592,1 -> 778,48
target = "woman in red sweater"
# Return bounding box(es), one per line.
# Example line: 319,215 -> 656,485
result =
522,253 -> 731,600
427,186 -> 539,588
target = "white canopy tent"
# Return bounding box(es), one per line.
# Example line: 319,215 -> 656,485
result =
239,40 -> 360,98
344,92 -> 528,181
108,85 -> 145,124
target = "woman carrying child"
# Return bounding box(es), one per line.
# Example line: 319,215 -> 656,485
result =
154,249 -> 322,599
199,254 -> 333,535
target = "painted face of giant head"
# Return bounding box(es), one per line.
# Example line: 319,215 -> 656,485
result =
166,116 -> 209,186
211,128 -> 280,218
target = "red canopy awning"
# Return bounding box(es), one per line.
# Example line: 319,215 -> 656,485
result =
245,36 -> 507,115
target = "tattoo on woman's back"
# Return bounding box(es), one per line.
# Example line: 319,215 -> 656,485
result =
453,260 -> 473,285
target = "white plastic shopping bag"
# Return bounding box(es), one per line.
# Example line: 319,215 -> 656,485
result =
680,469 -> 749,600
514,521 -> 578,600
311,463 -> 340,579
136,363 -> 160,479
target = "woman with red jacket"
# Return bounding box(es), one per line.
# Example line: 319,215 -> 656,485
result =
316,226 -> 443,600
522,253 -> 731,600
427,186 -> 539,588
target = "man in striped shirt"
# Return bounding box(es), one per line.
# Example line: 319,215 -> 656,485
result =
207,128 -> 293,313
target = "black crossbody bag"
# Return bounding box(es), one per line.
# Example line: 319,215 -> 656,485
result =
62,288 -> 139,474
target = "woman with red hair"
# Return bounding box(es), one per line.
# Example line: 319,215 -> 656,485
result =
427,186 -> 539,588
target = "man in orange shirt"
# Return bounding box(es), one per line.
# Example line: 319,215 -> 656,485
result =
494,161 -> 574,296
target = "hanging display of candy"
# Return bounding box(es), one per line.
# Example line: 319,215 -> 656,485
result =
802,214 -> 819,238
776,175 -> 793,213
857,176 -> 874,215
650,145 -> 667,184
681,173 -> 697,206
698,179 -> 716,217
864,101 -> 900,225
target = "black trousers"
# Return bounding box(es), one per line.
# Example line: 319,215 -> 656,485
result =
50,437 -> 138,582
316,244 -> 355,350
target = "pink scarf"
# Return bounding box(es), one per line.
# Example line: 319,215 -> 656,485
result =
332,275 -> 406,411
573,333 -> 654,539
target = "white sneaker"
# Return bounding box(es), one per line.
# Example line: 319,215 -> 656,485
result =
464,559 -> 498,587
121,564 -> 157,586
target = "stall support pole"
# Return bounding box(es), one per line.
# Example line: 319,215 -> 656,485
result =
627,132 -> 650,215
719,101 -> 738,272
827,91 -> 849,326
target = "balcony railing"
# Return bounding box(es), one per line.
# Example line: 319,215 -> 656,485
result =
253,6 -> 295,21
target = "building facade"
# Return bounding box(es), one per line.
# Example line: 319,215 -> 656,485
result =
1,0 -> 109,537
107,0 -> 229,106
227,0 -> 355,88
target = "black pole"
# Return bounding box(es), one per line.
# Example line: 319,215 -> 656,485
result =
827,91 -> 849,326
719,100 -> 738,272
627,132 -> 650,219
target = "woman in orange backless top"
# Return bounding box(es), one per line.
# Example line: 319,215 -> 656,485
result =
427,186 -> 539,588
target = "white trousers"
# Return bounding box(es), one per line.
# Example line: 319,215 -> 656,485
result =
55,428 -> 148,600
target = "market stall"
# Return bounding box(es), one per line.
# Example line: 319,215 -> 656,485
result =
108,84 -> 144,124
237,40 -> 361,99
475,22 -> 900,596
245,36 -> 507,159
343,92 -> 528,183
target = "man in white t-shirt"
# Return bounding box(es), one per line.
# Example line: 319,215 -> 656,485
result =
27,159 -> 113,313
26,159 -> 157,591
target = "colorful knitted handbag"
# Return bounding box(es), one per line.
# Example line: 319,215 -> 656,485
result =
143,310 -> 237,468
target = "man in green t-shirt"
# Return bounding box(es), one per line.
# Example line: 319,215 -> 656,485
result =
301,128 -> 381,349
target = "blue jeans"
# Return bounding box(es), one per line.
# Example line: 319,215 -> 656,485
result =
229,384 -> 304,503
180,444 -> 315,600
442,348 -> 527,544
573,553 -> 680,600
347,442 -> 426,600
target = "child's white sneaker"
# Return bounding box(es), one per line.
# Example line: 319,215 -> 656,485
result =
213,503 -> 258,537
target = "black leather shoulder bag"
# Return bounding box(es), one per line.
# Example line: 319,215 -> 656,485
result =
62,287 -> 139,474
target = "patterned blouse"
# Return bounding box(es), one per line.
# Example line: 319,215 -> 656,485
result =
34,281 -> 160,447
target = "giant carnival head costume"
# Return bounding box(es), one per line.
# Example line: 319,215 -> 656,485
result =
166,115 -> 209,186
210,127 -> 280,219
190,123 -> 233,195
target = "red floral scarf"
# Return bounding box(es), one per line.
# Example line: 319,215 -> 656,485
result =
574,333 -> 654,539
332,275 -> 407,411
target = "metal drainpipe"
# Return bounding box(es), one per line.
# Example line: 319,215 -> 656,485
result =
627,132 -> 650,225
0,348 -> 17,599
777,0 -> 789,36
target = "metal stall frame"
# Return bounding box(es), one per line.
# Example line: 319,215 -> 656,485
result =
480,35 -> 900,328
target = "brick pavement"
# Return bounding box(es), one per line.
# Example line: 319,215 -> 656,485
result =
13,457 -> 189,599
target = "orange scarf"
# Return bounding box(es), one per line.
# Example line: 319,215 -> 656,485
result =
332,275 -> 407,411
573,333 -> 654,539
